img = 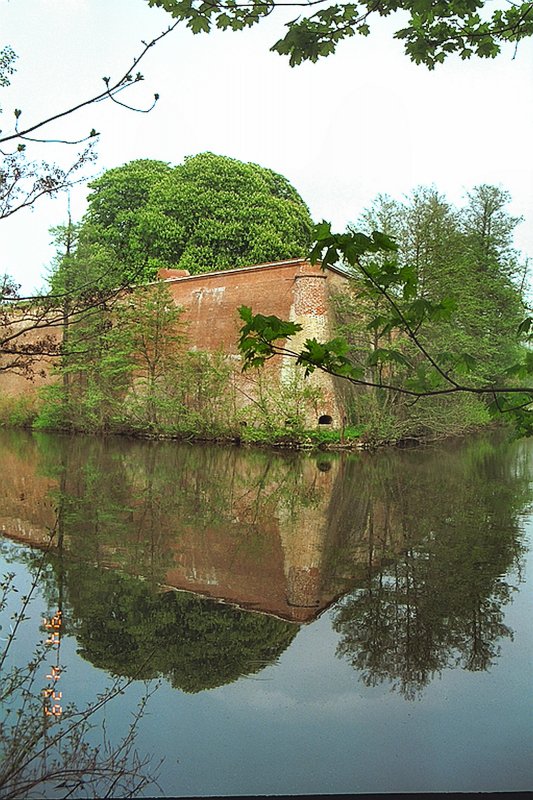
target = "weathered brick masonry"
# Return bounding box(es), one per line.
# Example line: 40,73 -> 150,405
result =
0,315 -> 61,396
0,259 -> 350,428
157,258 -> 349,427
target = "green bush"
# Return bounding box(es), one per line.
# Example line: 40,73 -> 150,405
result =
33,385 -> 73,431
305,424 -> 365,444
353,389 -> 492,447
0,394 -> 40,428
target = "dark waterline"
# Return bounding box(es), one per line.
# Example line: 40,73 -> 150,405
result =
0,429 -> 532,796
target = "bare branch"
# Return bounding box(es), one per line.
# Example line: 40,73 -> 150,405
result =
0,22 -> 180,146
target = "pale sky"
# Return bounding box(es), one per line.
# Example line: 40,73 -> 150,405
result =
1,0 -> 533,294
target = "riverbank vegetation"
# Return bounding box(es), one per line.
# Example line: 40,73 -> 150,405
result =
39,183 -> 532,446
239,184 -> 530,442
0,156 -> 528,448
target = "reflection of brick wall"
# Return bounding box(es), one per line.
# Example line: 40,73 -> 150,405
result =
0,437 -> 423,625
0,447 -> 58,543
286,566 -> 321,607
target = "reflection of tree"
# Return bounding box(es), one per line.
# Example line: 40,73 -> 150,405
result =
332,435 -> 528,699
2,428 -> 531,701
32,433 -> 326,586
61,562 -> 298,692
0,539 -> 160,800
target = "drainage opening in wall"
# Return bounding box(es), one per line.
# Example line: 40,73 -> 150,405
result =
318,415 -> 333,425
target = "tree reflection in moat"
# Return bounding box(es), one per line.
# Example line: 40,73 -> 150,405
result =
330,435 -> 529,699
62,562 -> 298,693
0,428 -> 530,698
12,537 -> 299,693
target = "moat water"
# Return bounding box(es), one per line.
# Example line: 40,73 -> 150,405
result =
0,429 -> 532,796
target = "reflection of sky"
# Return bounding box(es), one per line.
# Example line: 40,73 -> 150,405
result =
0,545 -> 48,669
140,547 -> 533,797
1,533 -> 532,796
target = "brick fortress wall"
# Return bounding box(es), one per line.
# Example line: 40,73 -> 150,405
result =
158,259 -> 348,428
0,314 -> 62,397
0,259 -> 349,428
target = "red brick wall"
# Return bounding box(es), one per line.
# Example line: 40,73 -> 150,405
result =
0,316 -> 61,397
294,272 -> 328,315
160,259 -> 342,354
0,260 -> 350,426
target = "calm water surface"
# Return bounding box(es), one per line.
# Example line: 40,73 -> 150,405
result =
0,429 -> 532,796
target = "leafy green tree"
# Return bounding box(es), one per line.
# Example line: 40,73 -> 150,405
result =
452,186 -> 526,378
78,160 -> 172,284
36,274 -> 237,435
81,153 -> 313,282
36,298 -> 134,434
354,185 -> 525,384
146,0 -> 533,68
460,185 -> 523,277
239,185 -> 531,436
112,282 -> 187,427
